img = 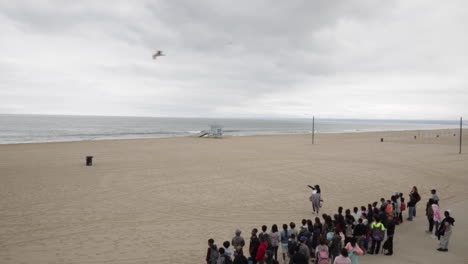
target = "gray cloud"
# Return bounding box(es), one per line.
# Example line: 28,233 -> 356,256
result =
0,0 -> 467,119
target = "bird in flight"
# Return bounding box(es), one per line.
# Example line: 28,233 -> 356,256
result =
152,50 -> 165,59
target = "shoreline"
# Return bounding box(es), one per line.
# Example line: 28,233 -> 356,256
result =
0,127 -> 462,146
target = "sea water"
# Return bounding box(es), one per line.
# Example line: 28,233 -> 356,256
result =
0,114 -> 461,144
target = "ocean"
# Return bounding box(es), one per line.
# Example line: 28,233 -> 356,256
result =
0,114 -> 461,144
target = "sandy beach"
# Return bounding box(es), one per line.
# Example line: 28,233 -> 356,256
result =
0,130 -> 467,264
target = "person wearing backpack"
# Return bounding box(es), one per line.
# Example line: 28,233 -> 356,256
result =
287,234 -> 298,263
407,186 -> 421,221
291,244 -> 307,264
264,250 -> 278,264
315,237 -> 330,264
345,237 -> 363,264
207,239 -> 219,264
368,216 -> 386,255
328,228 -> 342,262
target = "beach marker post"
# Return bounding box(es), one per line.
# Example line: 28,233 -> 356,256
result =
311,116 -> 314,144
460,117 -> 463,154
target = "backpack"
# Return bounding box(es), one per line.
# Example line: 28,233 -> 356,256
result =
224,255 -> 233,264
317,249 -> 330,264
288,240 -> 297,255
401,202 -> 406,211
210,248 -> 219,263
385,204 -> 393,215
372,225 -> 384,241
415,193 -> 421,203
345,224 -> 353,237
326,232 -> 334,241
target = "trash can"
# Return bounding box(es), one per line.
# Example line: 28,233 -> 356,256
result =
380,138 -> 384,142
86,156 -> 93,166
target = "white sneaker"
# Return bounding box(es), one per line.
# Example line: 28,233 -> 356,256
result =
431,235 -> 437,239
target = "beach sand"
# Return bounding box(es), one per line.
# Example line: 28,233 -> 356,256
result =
0,130 -> 467,263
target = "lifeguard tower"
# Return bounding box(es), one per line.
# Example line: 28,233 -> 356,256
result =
199,124 -> 223,138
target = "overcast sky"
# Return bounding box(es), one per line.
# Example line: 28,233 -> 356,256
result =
1,0 -> 467,119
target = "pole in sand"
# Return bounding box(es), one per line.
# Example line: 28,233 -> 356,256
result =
312,116 -> 315,145
460,117 -> 463,154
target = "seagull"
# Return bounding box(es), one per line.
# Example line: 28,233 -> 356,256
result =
152,50 -> 165,59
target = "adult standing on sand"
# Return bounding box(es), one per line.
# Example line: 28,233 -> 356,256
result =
407,186 -> 421,221
437,210 -> 455,252
308,184 -> 322,214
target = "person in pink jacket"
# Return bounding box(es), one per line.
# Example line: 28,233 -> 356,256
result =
432,203 -> 442,238
345,237 -> 364,264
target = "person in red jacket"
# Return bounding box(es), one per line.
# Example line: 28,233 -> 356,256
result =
256,241 -> 269,263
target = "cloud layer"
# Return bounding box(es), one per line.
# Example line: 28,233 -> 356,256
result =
1,0 -> 467,119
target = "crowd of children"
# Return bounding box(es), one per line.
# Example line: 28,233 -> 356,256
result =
205,187 -> 455,264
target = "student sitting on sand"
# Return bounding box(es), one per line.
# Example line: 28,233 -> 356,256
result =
437,210 -> 455,252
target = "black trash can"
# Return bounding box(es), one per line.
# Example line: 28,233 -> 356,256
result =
86,156 -> 93,166
380,138 -> 384,142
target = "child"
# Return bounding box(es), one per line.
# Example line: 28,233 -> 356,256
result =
432,203 -> 442,238
223,241 -> 234,259
206,239 -> 219,264
345,237 -> 364,264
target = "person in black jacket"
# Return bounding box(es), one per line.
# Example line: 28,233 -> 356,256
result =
384,214 -> 396,256
353,218 -> 367,252
407,186 -> 421,221
249,229 -> 260,264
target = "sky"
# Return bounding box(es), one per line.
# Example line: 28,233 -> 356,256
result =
0,0 -> 467,120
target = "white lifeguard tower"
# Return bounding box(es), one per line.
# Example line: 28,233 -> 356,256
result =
199,124 -> 223,138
